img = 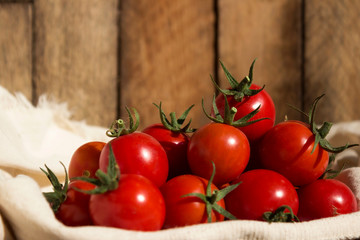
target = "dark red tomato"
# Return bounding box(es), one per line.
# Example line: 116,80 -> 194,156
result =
187,123 -> 250,187
259,120 -> 329,186
297,179 -> 358,221
225,169 -> 299,221
142,123 -> 191,180
89,174 -> 166,231
160,174 -> 225,228
214,84 -> 275,143
99,132 -> 168,187
56,180 -> 95,226
68,141 -> 105,179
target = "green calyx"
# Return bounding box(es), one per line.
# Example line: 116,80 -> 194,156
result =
321,153 -> 347,179
202,94 -> 269,127
106,107 -> 139,138
72,144 -> 120,194
181,161 -> 239,222
211,59 -> 265,102
263,205 -> 300,223
302,94 -> 358,154
41,162 -> 69,213
154,102 -> 196,133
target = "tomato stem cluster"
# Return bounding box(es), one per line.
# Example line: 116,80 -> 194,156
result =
303,94 -> 358,154
40,162 -> 69,212
106,107 -> 139,137
211,59 -> 265,102
263,205 -> 300,223
154,102 -> 196,133
181,161 -> 239,222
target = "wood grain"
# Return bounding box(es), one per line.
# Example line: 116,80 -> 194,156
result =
218,0 -> 303,123
304,0 -> 360,123
0,3 -> 32,100
119,0 -> 215,130
33,0 -> 118,127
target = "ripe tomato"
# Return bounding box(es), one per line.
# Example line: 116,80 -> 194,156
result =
41,163 -> 95,227
297,179 -> 358,221
259,120 -> 329,186
99,132 -> 168,187
143,123 -> 191,180
56,180 -> 95,226
187,122 -> 250,186
214,84 -> 275,143
68,141 -> 105,179
225,169 -> 299,221
211,60 -> 275,144
160,174 -> 226,228
89,174 -> 166,231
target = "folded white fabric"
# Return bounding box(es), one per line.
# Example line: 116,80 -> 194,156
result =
0,86 -> 110,186
1,85 -> 360,240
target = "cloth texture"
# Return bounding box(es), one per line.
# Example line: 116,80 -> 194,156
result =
0,85 -> 360,240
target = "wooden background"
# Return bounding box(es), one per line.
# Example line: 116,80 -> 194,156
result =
1,0 -> 360,131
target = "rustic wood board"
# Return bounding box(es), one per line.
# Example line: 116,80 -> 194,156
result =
304,0 -> 360,123
0,3 -> 32,100
218,0 -> 303,123
33,0 -> 118,127
119,0 -> 215,130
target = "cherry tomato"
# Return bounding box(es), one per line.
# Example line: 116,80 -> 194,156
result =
68,141 -> 105,179
99,132 -> 168,187
225,169 -> 299,221
89,174 -> 166,231
297,179 -> 358,221
214,84 -> 275,143
160,174 -> 225,228
56,180 -> 95,226
143,123 -> 191,180
259,120 -> 329,186
187,123 -> 250,186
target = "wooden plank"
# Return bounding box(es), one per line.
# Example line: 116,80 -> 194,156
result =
119,0 -> 215,130
33,0 -> 118,127
218,0 -> 303,123
0,1 -> 32,3
0,0 -> 33,4
304,0 -> 360,123
0,3 -> 32,100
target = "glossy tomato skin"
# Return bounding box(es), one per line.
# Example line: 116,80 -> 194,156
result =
225,169 -> 299,221
259,120 -> 329,186
297,179 -> 358,221
160,174 -> 225,228
56,180 -> 95,226
142,123 -> 191,180
68,141 -> 105,179
187,123 -> 250,187
89,174 -> 166,231
99,132 -> 168,187
214,84 -> 276,143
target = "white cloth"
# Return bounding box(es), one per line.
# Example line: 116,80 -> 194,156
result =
1,85 -> 360,240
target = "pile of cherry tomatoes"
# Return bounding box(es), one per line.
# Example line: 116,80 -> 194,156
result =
42,60 -> 358,231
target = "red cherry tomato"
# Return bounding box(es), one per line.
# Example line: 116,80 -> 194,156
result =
89,174 -> 166,231
225,169 -> 299,221
160,174 -> 225,228
259,120 -> 329,186
187,123 -> 250,186
214,84 -> 275,143
68,141 -> 105,179
142,123 -> 191,180
99,132 -> 168,187
297,179 -> 358,221
56,180 -> 95,226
